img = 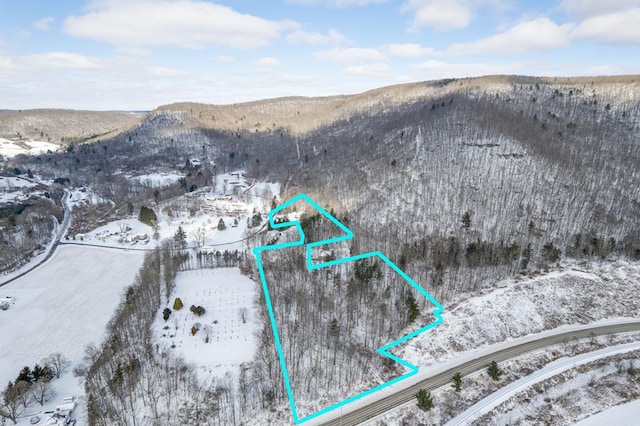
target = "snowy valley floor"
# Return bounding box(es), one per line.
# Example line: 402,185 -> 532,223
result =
0,245 -> 145,425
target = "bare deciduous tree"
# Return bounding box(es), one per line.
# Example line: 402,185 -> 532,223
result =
191,226 -> 207,248
31,380 -> 55,406
43,353 -> 70,379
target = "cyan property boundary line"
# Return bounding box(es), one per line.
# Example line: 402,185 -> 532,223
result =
252,194 -> 444,424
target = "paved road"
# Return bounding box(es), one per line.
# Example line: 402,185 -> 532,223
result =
318,322 -> 640,426
0,189 -> 70,287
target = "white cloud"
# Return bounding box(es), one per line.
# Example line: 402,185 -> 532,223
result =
63,0 -> 297,49
448,18 -> 573,55
314,47 -> 386,63
402,0 -> 472,31
412,59 -> 523,78
286,29 -> 348,45
214,56 -> 235,63
147,66 -> 189,78
585,64 -> 631,75
33,17 -> 55,31
345,62 -> 392,77
21,52 -> 103,69
385,43 -> 437,58
116,46 -> 152,57
571,8 -> 640,43
559,0 -> 640,18
256,57 -> 284,72
287,0 -> 389,6
256,57 -> 283,67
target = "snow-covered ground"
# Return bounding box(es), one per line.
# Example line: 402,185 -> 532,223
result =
0,137 -> 58,158
0,176 -> 39,203
129,172 -> 183,187
66,174 -> 280,251
576,399 -> 640,426
398,261 -> 640,369
0,176 -> 36,189
153,268 -> 259,381
66,186 -> 108,208
68,218 -> 154,247
0,245 -> 145,424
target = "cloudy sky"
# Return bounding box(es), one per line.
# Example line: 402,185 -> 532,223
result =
1,0 -> 639,110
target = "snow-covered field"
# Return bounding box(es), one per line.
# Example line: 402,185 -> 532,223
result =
153,268 -> 259,381
129,172 -> 183,187
0,176 -> 39,203
0,245 -> 145,424
67,186 -> 108,209
0,137 -> 58,158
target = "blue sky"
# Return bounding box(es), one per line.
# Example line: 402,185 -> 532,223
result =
0,0 -> 639,110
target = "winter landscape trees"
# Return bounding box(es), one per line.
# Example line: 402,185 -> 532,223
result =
2,76 -> 640,424
0,353 -> 69,424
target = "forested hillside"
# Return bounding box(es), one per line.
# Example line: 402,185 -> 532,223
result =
7,75 -> 640,424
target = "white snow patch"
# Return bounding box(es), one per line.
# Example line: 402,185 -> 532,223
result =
575,399 -> 640,426
130,172 -> 183,187
0,137 -> 58,158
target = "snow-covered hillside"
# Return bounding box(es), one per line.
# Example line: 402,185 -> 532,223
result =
399,260 -> 640,368
0,138 -> 59,158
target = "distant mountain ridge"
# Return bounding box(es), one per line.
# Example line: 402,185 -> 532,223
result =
3,75 -> 639,144
0,109 -> 144,145
153,74 -> 640,135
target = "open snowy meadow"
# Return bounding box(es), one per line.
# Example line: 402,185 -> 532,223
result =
0,245 -> 145,424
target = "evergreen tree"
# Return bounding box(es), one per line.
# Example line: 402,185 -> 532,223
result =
16,366 -> 32,384
138,206 -> 157,226
251,212 -> 262,228
329,318 -> 339,338
462,211 -> 472,229
521,243 -> 532,270
162,308 -> 172,321
487,360 -> 502,381
416,388 -> 433,411
406,293 -> 420,323
452,372 -> 462,392
32,364 -> 44,382
190,305 -> 206,316
507,242 -> 520,261
174,226 -> 187,249
542,242 -> 561,263
217,218 -> 226,231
